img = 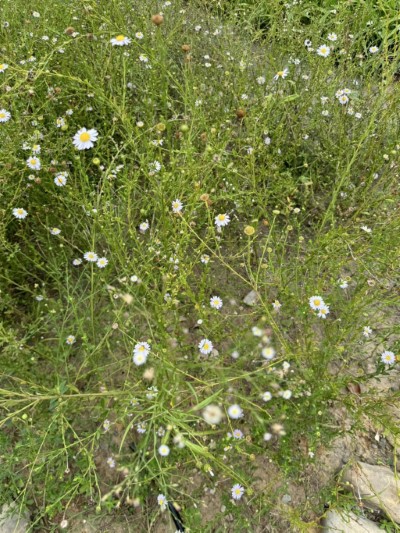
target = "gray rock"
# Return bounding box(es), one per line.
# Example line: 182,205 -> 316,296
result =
342,461 -> 400,524
323,509 -> 381,532
243,290 -> 259,306
0,503 -> 29,533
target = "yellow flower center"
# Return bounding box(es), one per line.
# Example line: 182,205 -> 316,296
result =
79,132 -> 90,142
277,71 -> 284,77
17,209 -> 24,214
203,343 -> 209,350
0,64 -> 4,70
218,215 -> 226,221
30,159 -> 37,165
0,112 -> 5,118
116,35 -> 125,41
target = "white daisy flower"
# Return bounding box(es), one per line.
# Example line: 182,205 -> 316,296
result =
261,346 -> 276,360
73,128 -> 98,150
200,254 -> 210,264
338,94 -> 349,105
369,46 -> 379,54
157,494 -> 167,511
133,351 -> 148,366
281,390 -> 292,400
66,335 -> 76,345
361,225 -> 372,233
31,144 -> 41,154
72,258 -> 82,266
198,338 -> 213,355
256,76 -> 266,85
327,33 -> 337,41
54,172 -> 67,186
133,341 -> 151,358
203,404 -> 223,425
107,457 -> 116,468
83,251 -> 98,262
139,221 -> 149,232
262,391 -> 272,402
171,199 -> 183,213
135,32 -> 144,39
362,326 -> 372,338
96,257 -> 108,268
56,117 -> 65,128
158,444 -> 170,457
26,156 -> 41,170
272,300 -> 281,310
215,213 -> 230,227
231,484 -> 245,500
309,296 -> 325,310
317,45 -> 331,57
110,34 -> 131,46
0,63 -> 8,73
317,305 -> 330,319
381,351 -> 395,365
339,279 -> 348,289
273,68 -> 289,80
210,296 -> 223,310
12,208 -> 28,219
304,39 -> 312,47
228,404 -> 243,419
50,227 -> 61,235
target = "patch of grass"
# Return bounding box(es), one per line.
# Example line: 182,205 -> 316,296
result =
0,0 -> 399,530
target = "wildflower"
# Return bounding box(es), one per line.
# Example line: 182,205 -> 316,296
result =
107,457 -> 116,468
369,46 -> 379,54
256,76 -> 266,85
103,419 -> 111,432
66,335 -> 76,345
72,258 -> 82,266
158,444 -> 170,457
73,128 -> 98,150
135,32 -> 144,39
32,11 -> 40,17
252,326 -> 263,337
274,68 -> 288,80
317,305 -> 330,319
381,351 -> 395,365
97,257 -> 108,268
228,404 -> 243,419
231,484 -> 245,500
110,35 -> 131,46
244,225 -> 255,235
26,156 -> 41,170
231,350 -> 240,359
139,54 -> 149,62
210,296 -> 223,310
263,432 -> 272,441
317,45 -> 330,57
200,254 -> 210,264
327,33 -> 337,41
215,213 -> 230,227
136,422 -> 146,433
272,300 -> 281,311
60,519 -> 68,529
262,391 -> 272,402
56,117 -> 65,127
338,94 -> 349,105
362,326 -> 372,338
361,225 -> 372,233
282,361 -> 290,372
133,342 -> 150,366
339,279 -> 348,289
309,296 -> 324,310
203,404 -> 223,425
199,338 -> 213,355
12,208 -> 28,219
157,494 -> 168,511
54,172 -> 67,186
84,251 -> 98,262
304,39 -> 312,47
232,429 -> 243,439
50,227 -> 61,235
261,347 -> 276,360
0,63 -> 8,73
139,221 -> 149,232
281,390 -> 292,400
171,199 -> 183,213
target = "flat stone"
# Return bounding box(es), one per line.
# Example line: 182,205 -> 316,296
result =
243,290 -> 259,306
323,509 -> 381,532
342,462 -> 400,524
0,503 -> 29,533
